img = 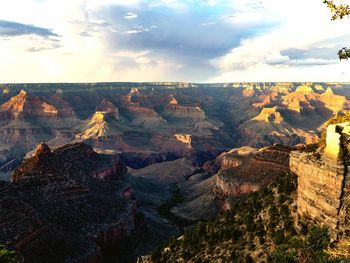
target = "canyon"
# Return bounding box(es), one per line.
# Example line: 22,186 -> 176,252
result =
0,82 -> 349,175
2,82 -> 350,262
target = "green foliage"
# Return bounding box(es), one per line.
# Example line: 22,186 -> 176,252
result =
152,173 -> 300,262
157,184 -> 191,228
158,184 -> 184,216
269,244 -> 296,263
269,226 -> 340,263
338,47 -> 350,60
151,172 -> 343,262
0,245 -> 20,263
324,0 -> 350,20
324,0 -> 350,60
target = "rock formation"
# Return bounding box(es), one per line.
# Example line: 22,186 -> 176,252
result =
216,144 -> 292,197
174,134 -> 192,147
163,95 -> 206,125
0,90 -> 58,121
96,98 -> 119,120
282,85 -> 349,115
238,107 -> 318,147
291,122 -> 350,239
0,142 -> 139,262
119,89 -> 166,128
76,111 -> 119,140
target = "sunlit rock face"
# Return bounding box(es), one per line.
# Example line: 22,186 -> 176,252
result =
282,85 -> 349,115
76,111 -> 114,140
324,124 -> 344,162
252,107 -> 284,123
0,90 -> 58,121
242,86 -> 255,97
0,90 -> 79,155
291,122 -> 350,239
174,134 -> 192,146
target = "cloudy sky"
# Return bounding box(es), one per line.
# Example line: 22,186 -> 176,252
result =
0,0 -> 350,83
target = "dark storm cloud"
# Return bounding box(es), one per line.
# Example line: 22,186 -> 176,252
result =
0,20 -> 59,38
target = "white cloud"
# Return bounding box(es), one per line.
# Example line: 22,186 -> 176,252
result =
209,0 -> 350,82
124,12 -> 138,20
0,0 -> 349,83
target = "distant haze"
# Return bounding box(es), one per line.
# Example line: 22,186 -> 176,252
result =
1,0 -> 350,83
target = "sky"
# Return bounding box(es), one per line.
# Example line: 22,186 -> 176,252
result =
0,0 -> 350,83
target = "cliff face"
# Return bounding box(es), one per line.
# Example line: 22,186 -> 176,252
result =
163,104 -> 206,124
291,123 -> 350,239
290,151 -> 344,236
215,144 -> 292,197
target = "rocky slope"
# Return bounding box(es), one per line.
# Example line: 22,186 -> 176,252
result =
290,122 -> 350,239
239,106 -> 319,146
139,172 -> 339,263
215,144 -> 293,198
1,142 -> 140,263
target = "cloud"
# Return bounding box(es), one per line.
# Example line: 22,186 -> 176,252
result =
0,20 -> 59,38
83,1 -> 276,81
26,41 -> 62,52
0,0 -> 350,83
80,31 -> 92,37
124,12 -> 138,20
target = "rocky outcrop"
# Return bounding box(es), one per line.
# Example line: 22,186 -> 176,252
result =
290,151 -> 344,238
238,107 -> 319,147
216,175 -> 259,196
46,91 -> 77,119
163,96 -> 206,125
282,85 -> 350,114
0,90 -> 58,121
242,86 -> 256,97
125,106 -> 165,128
0,90 -> 78,161
291,123 -> 350,239
96,99 -> 119,120
174,134 -> 192,146
216,144 -> 292,197
76,111 -> 119,140
252,107 -> 284,123
0,142 -> 139,262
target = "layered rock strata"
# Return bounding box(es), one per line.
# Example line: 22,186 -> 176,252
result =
291,123 -> 350,238
1,142 -> 138,262
216,144 -> 292,197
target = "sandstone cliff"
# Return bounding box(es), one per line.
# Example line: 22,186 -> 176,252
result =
291,123 -> 350,239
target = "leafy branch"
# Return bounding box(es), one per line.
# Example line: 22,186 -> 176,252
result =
324,0 -> 350,60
